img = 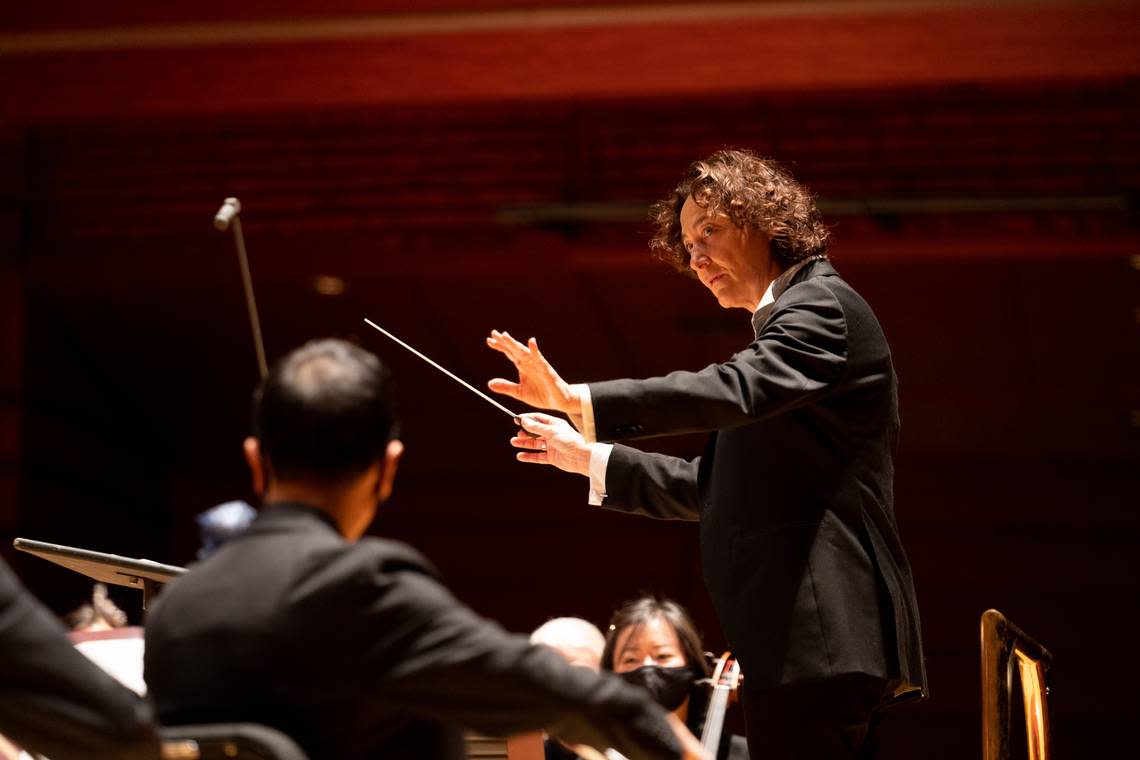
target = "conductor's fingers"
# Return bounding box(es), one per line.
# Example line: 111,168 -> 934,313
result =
516,412 -> 559,435
516,450 -> 551,465
510,433 -> 547,450
527,338 -> 561,374
486,340 -> 522,366
488,330 -> 529,358
487,378 -> 522,397
485,332 -> 516,358
527,337 -> 545,360
521,411 -> 559,424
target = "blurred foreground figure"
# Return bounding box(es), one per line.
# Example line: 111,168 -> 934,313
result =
489,150 -> 927,759
0,556 -> 159,760
145,339 -> 708,760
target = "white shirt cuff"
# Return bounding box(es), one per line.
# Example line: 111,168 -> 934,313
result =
574,383 -> 597,443
587,443 -> 613,506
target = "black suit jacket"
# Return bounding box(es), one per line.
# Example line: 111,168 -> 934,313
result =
0,556 -> 159,760
589,260 -> 926,695
144,503 -> 682,760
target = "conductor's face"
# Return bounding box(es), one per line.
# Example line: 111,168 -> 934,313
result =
681,195 -> 778,312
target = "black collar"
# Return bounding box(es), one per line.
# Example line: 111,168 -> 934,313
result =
252,500 -> 342,534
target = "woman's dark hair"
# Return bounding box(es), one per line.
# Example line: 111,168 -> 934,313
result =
650,148 -> 830,273
253,338 -> 398,483
601,595 -> 711,678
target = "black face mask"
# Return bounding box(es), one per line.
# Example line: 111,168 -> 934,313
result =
617,665 -> 694,710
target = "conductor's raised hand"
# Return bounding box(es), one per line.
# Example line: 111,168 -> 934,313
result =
487,331 -> 581,423
511,413 -> 591,476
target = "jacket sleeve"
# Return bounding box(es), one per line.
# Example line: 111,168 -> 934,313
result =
334,545 -> 683,760
0,559 -> 160,760
601,444 -> 702,522
589,280 -> 848,441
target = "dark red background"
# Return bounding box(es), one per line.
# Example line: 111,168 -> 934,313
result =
1,2 -> 1137,757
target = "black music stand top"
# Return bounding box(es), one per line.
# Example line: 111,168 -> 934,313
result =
13,537 -> 187,609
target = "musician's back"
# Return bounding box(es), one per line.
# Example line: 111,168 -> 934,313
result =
145,502 -> 472,760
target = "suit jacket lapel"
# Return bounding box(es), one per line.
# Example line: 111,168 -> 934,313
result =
752,255 -> 831,338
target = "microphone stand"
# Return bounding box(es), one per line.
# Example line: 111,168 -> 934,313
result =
214,197 -> 268,381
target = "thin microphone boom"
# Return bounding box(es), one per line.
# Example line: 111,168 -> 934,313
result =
214,197 -> 268,380
363,318 -> 520,419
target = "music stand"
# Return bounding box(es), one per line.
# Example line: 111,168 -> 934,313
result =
13,537 -> 186,610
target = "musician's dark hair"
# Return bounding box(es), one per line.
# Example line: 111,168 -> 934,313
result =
253,338 -> 398,483
601,595 -> 711,678
649,148 -> 829,274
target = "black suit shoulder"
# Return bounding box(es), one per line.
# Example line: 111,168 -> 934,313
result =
590,266 -> 852,442
146,505 -> 684,760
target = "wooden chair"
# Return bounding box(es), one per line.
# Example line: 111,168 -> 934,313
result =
466,732 -> 544,760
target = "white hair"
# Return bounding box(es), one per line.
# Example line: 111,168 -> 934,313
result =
530,617 -> 605,670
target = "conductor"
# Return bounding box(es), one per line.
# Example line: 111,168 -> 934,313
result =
487,149 -> 927,760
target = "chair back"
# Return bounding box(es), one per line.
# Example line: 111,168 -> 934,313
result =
980,609 -> 1053,760
160,723 -> 309,760
465,731 -> 544,760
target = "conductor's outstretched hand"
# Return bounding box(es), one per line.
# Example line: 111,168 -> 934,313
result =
486,331 -> 583,428
511,413 -> 591,476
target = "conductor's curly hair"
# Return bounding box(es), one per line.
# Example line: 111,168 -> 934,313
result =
649,148 -> 830,274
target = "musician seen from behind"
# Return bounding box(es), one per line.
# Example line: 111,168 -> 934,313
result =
144,338 -> 710,760
487,149 -> 927,760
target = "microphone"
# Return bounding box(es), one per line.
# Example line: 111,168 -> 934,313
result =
213,197 -> 242,231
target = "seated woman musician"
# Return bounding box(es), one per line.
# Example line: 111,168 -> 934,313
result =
602,596 -> 749,760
